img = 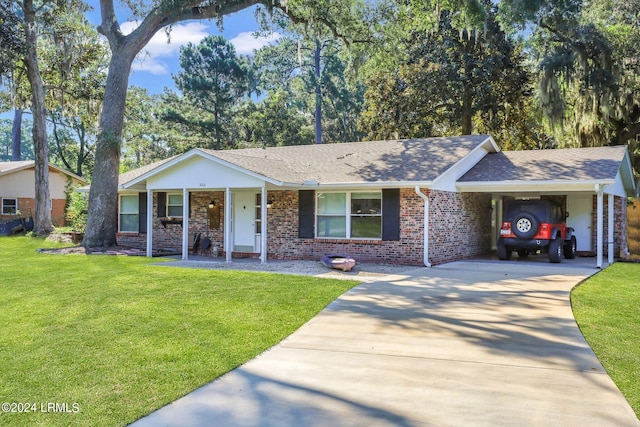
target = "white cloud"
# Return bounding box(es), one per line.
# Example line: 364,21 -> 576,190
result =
122,21 -> 210,75
230,32 -> 282,55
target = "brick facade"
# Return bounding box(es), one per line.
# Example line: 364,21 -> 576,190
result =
0,197 -> 66,226
428,190 -> 493,265
117,191 -> 225,254
118,188 -> 493,266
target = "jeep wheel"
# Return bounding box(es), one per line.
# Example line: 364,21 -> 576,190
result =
517,249 -> 529,258
497,240 -> 512,260
564,236 -> 577,259
548,237 -> 563,263
512,212 -> 539,239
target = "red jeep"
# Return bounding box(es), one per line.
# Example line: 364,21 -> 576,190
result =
498,199 -> 577,263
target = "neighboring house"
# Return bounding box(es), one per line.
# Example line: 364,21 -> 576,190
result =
0,161 -> 87,226
112,135 -> 636,268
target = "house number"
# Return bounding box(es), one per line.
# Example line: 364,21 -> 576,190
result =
199,183 -> 206,187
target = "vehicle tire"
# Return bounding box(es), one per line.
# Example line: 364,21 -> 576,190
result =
511,212 -> 539,239
497,240 -> 512,260
548,237 -> 563,263
517,249 -> 529,258
564,235 -> 577,259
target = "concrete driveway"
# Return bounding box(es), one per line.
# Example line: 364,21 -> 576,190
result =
130,259 -> 639,427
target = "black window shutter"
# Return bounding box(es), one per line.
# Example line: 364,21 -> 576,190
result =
189,192 -> 192,218
138,192 -> 147,233
382,188 -> 400,241
157,192 -> 166,217
298,190 -> 315,239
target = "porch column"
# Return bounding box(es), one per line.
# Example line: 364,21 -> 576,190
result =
260,186 -> 267,264
225,188 -> 232,262
146,189 -> 153,257
181,188 -> 189,261
608,193 -> 614,265
596,185 -> 604,268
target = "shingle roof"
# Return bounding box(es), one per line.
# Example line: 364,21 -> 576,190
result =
458,145 -> 628,182
198,135 -> 491,185
0,161 -> 35,174
118,156 -> 176,186
0,160 -> 87,183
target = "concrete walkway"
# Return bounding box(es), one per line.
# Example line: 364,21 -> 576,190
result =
130,260 -> 639,427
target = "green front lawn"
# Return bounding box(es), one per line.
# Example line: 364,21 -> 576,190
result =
572,262 -> 640,418
0,236 -> 358,426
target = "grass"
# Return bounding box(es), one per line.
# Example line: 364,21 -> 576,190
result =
572,262 -> 640,418
0,236 -> 358,427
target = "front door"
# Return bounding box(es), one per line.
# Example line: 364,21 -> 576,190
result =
567,194 -> 593,252
233,192 -> 257,252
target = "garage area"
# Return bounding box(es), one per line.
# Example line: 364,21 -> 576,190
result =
457,145 -> 637,268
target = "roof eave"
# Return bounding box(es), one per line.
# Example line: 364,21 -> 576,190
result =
456,179 -> 616,192
120,149 -> 286,189
431,135 -> 497,190
0,161 -> 87,184
293,180 -> 434,189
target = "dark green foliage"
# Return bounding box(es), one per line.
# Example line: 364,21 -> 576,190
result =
234,90 -> 315,147
121,87 -> 170,171
360,5 -> 534,149
252,35 -> 366,144
65,190 -> 88,232
0,0 -> 23,76
529,0 -> 640,171
170,35 -> 250,150
0,118 -> 34,161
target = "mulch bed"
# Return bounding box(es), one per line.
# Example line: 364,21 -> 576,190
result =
38,232 -> 146,256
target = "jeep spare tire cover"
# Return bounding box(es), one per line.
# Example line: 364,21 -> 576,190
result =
512,212 -> 539,239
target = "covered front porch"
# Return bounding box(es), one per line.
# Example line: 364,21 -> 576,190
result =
119,150 -> 283,263
143,187 -> 270,263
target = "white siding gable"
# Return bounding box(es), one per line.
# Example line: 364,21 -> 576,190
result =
146,155 -> 265,190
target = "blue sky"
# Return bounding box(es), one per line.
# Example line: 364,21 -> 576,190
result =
85,1 -> 281,94
0,2 -> 281,118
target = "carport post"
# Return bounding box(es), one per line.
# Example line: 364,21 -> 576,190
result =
596,185 -> 603,268
608,194 -> 614,265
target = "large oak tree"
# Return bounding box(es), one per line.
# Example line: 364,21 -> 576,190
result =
85,0 -> 372,247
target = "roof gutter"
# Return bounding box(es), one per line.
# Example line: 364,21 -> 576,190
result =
414,186 -> 432,268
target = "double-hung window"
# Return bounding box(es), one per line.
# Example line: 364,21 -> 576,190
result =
350,192 -> 382,238
119,195 -> 139,232
166,193 -> 183,217
1,198 -> 18,215
316,192 -> 382,239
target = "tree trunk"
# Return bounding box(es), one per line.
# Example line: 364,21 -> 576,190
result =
460,39 -> 474,135
83,51 -> 134,247
461,84 -> 473,135
83,0 -> 260,247
23,0 -> 53,234
314,39 -> 322,144
11,109 -> 22,161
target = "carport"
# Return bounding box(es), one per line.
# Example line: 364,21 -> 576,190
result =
457,146 -> 637,268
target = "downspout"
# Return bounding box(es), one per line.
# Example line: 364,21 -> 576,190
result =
415,186 -> 432,267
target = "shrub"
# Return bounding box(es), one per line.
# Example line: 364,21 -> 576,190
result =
66,191 -> 88,232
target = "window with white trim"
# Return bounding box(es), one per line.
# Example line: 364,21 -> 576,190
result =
167,193 -> 183,217
119,195 -> 139,232
316,192 -> 382,239
2,198 -> 18,215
